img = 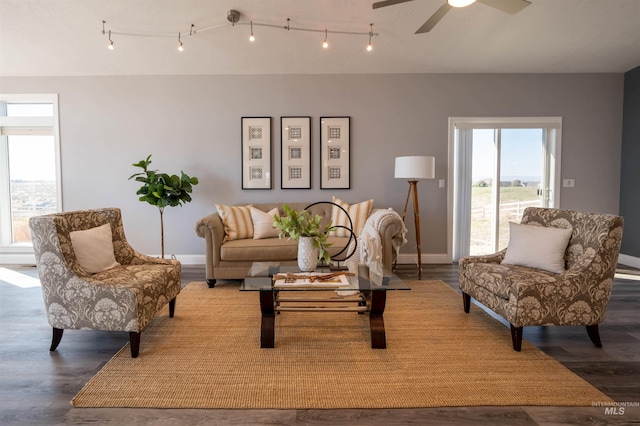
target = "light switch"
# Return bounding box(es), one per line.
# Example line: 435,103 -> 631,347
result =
439,179 -> 445,188
562,179 -> 575,188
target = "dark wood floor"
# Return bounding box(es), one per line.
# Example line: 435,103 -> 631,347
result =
1,263 -> 639,425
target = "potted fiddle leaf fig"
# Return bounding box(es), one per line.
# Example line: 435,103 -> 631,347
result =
129,154 -> 199,258
273,204 -> 334,271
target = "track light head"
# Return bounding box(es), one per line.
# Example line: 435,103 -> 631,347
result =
107,30 -> 114,50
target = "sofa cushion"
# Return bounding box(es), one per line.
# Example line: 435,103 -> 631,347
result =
220,236 -> 352,262
329,196 -> 373,237
250,207 -> 279,239
69,223 -> 120,273
221,238 -> 297,261
502,222 -> 572,274
216,204 -> 253,242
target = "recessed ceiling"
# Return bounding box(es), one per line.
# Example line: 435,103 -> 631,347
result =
1,0 -> 639,77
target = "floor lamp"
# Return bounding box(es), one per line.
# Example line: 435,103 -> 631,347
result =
394,156 -> 435,280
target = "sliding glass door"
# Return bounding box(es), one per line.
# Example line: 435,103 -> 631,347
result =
451,118 -> 561,260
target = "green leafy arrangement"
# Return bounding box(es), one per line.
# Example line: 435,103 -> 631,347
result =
273,204 -> 334,264
129,154 -> 199,258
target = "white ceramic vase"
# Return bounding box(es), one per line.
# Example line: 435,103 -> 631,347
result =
297,236 -> 319,272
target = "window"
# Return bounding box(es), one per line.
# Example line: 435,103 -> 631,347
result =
449,117 -> 562,261
0,94 -> 61,251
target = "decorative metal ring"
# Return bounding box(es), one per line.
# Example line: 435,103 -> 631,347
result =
304,201 -> 357,261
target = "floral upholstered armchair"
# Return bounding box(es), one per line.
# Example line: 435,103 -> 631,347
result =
29,208 -> 181,358
459,207 -> 623,351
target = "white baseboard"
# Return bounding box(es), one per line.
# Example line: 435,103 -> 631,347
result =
0,253 -> 207,266
396,253 -> 451,265
171,254 -> 452,266
157,254 -> 206,265
618,254 -> 640,269
1,252 -> 450,267
5,251 -> 628,269
0,253 -> 36,266
162,254 -> 451,265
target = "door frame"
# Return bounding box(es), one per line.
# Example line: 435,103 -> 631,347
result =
447,117 -> 563,262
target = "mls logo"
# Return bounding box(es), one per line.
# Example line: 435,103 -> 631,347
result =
604,407 -> 625,415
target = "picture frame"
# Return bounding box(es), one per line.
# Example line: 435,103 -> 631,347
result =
320,116 -> 350,189
281,116 -> 311,189
241,117 -> 272,190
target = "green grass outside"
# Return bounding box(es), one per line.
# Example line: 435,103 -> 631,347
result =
470,186 -> 541,255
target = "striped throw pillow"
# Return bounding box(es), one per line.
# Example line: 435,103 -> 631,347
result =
216,204 -> 253,242
329,196 -> 373,237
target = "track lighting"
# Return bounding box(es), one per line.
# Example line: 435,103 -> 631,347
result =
448,0 -> 476,7
100,11 -> 379,54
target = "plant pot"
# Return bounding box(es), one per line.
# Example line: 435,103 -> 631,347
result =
297,236 -> 319,272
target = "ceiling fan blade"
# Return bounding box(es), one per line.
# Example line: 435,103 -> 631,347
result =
477,0 -> 531,14
372,0 -> 414,9
415,2 -> 452,34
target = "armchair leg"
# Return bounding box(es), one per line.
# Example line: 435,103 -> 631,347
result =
169,297 -> 176,318
510,325 -> 523,352
462,292 -> 471,313
50,327 -> 63,351
129,332 -> 141,358
586,324 -> 603,347
207,279 -> 216,288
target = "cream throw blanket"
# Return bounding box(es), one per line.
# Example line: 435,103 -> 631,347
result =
346,208 -> 407,282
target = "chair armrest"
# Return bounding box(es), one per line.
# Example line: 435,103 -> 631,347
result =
129,249 -> 181,268
33,242 -> 141,331
458,249 -> 506,267
194,212 -> 225,281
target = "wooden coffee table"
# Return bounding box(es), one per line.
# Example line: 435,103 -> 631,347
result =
241,262 -> 410,349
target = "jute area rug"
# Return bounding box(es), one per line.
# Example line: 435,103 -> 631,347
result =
71,281 -> 612,409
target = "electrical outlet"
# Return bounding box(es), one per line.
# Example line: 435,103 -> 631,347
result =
562,179 -> 575,188
439,179 -> 445,188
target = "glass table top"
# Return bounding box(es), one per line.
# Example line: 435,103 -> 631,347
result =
241,261 -> 410,292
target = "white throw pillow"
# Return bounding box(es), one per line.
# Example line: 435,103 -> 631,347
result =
501,222 -> 572,274
69,223 -> 120,274
250,207 -> 280,239
216,204 -> 253,242
329,196 -> 373,237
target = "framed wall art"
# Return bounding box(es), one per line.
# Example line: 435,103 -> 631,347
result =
320,116 -> 350,189
241,117 -> 272,190
281,116 -> 311,189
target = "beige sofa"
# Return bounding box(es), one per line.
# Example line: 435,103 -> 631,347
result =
195,201 -> 406,287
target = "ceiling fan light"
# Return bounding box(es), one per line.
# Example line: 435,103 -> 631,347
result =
448,0 -> 476,7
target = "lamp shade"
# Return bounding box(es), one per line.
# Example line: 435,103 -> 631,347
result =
394,156 -> 435,180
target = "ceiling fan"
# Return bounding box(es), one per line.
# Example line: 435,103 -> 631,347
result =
372,0 -> 531,33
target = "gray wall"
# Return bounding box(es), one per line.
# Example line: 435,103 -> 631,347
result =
620,66 -> 640,256
0,73 -> 624,260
